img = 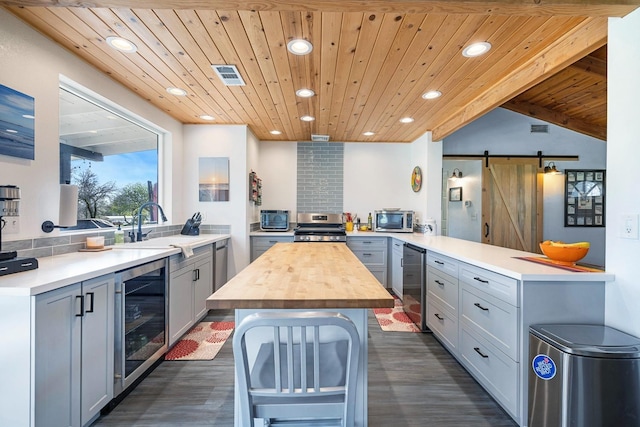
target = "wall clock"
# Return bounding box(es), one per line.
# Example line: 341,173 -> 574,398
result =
411,166 -> 422,192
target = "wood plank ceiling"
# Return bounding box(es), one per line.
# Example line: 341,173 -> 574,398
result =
2,1 -> 635,143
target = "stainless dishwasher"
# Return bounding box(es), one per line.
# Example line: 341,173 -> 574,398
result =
214,239 -> 228,291
402,243 -> 428,332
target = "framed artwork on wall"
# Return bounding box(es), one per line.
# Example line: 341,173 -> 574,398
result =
564,169 -> 605,227
198,157 -> 230,202
0,84 -> 35,160
449,186 -> 462,202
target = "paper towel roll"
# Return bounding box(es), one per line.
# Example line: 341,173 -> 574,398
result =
59,184 -> 78,227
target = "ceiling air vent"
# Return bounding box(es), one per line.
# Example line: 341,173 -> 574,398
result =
211,65 -> 246,86
311,134 -> 330,142
530,124 -> 549,134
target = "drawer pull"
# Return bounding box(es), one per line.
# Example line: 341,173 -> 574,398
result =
474,302 -> 489,311
473,276 -> 489,284
363,241 -> 372,244
268,240 -> 278,243
363,253 -> 372,256
434,313 -> 444,321
435,280 -> 444,286
434,260 -> 444,265
474,347 -> 489,358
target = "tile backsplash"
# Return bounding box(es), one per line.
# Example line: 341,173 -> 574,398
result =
3,224 -> 230,259
297,142 -> 344,214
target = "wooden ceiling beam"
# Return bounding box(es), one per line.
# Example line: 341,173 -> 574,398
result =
569,54 -> 607,78
1,0 -> 639,17
502,99 -> 606,140
431,16 -> 607,141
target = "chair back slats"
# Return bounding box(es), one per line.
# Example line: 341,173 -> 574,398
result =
233,311 -> 360,426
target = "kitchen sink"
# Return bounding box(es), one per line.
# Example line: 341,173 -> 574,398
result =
113,235 -> 209,249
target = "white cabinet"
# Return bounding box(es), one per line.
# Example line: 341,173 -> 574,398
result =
426,252 -> 459,355
251,236 -> 294,262
34,274 -> 114,427
168,244 -> 213,346
347,236 -> 388,287
390,239 -> 403,297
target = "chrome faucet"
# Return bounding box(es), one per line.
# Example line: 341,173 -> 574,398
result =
131,202 -> 168,242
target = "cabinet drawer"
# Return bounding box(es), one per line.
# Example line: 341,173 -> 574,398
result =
391,239 -> 403,255
427,252 -> 459,277
459,263 -> 518,306
350,249 -> 386,266
251,236 -> 293,250
460,284 -> 518,361
459,327 -> 519,419
367,267 -> 387,287
427,267 -> 458,313
427,299 -> 458,354
170,244 -> 212,271
347,237 -> 387,250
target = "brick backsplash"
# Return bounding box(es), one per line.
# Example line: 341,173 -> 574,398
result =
3,223 -> 231,259
297,142 -> 344,213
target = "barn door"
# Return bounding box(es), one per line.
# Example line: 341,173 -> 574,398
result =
481,159 -> 543,253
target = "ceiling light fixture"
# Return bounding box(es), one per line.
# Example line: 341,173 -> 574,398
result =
399,117 -> 414,123
270,130 -> 282,135
300,115 -> 315,122
166,87 -> 187,96
462,42 -> 492,58
422,90 -> 442,100
295,88 -> 315,98
363,131 -> 375,136
199,115 -> 215,121
287,39 -> 313,55
106,36 -> 138,53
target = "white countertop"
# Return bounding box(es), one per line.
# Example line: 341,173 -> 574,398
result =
0,234 -> 230,296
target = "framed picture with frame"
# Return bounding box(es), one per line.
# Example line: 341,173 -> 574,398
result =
564,169 -> 605,227
449,186 -> 462,202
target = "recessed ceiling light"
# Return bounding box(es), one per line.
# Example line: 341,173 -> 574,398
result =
287,39 -> 313,55
166,87 -> 187,96
106,36 -> 138,53
422,90 -> 442,100
270,130 -> 282,135
399,117 -> 414,123
462,42 -> 492,58
6,129 -> 17,133
363,131 -> 375,136
300,115 -> 315,122
22,114 -> 35,119
296,88 -> 315,98
199,115 -> 215,121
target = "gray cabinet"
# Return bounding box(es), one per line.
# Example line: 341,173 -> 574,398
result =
35,274 -> 114,427
168,244 -> 213,346
250,236 -> 293,262
347,236 -> 388,286
390,239 -> 403,297
426,252 -> 459,355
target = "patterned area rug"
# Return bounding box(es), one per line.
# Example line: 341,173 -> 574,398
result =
373,295 -> 420,333
165,321 -> 234,361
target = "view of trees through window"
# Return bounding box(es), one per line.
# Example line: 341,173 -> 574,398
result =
59,86 -> 160,229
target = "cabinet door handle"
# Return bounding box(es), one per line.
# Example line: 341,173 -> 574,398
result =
435,280 -> 444,286
434,313 -> 444,321
85,292 -> 95,313
473,276 -> 489,284
434,260 -> 444,265
401,258 -> 404,267
193,269 -> 200,281
474,347 -> 489,358
474,302 -> 489,311
76,295 -> 84,317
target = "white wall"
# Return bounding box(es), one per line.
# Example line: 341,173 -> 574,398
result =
605,9 -> 640,336
0,10 -> 184,240
183,125 -> 251,275
443,159 -> 483,241
257,142 -> 297,218
444,107 -> 607,266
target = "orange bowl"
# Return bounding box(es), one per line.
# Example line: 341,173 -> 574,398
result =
539,242 -> 589,265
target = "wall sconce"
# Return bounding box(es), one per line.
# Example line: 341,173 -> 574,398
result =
42,184 -> 79,232
450,168 -> 463,179
544,162 -> 562,174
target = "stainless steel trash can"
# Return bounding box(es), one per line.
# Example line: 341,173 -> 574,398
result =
529,324 -> 640,427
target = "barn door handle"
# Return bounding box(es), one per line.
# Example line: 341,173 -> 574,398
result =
484,222 -> 490,238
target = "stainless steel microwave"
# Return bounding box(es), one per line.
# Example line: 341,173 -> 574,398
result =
260,210 -> 289,231
374,210 -> 414,233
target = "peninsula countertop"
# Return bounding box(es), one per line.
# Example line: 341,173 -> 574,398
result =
207,242 -> 394,310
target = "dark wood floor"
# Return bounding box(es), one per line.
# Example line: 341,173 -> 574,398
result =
94,310 -> 518,427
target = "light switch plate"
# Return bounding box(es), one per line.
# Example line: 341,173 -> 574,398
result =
620,214 -> 639,239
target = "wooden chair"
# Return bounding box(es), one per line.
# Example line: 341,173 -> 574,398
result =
233,311 -> 360,427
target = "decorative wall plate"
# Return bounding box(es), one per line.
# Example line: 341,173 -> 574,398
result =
411,166 -> 422,192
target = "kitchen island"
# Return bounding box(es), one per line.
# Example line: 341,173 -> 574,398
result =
206,242 -> 394,427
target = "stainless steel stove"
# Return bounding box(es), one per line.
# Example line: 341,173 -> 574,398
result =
294,213 -> 347,242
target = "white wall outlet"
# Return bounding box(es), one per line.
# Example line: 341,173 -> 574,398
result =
620,214 -> 639,239
2,216 -> 20,234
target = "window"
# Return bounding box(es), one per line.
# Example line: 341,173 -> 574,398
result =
58,82 -> 161,230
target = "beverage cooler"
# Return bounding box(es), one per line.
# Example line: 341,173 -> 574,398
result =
529,324 -> 640,427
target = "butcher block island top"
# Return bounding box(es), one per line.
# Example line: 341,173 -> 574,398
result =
207,242 -> 394,310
